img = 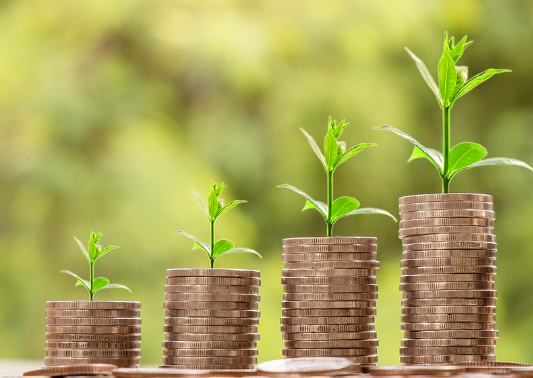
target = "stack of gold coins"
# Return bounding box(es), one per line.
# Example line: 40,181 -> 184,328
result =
161,268 -> 260,370
398,193 -> 498,365
281,237 -> 379,365
44,301 -> 141,367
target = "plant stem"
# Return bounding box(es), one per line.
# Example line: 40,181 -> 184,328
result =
442,106 -> 451,194
327,170 -> 333,237
89,261 -> 94,301
210,220 -> 215,269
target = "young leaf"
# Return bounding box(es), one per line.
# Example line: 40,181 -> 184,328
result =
216,247 -> 262,260
452,69 -> 511,102
98,283 -> 132,292
374,125 -> 444,174
61,270 -> 90,291
334,143 -> 377,169
405,47 -> 443,106
438,45 -> 457,106
208,182 -> 225,221
277,184 -> 328,219
330,197 -> 360,223
88,233 -> 99,262
191,189 -> 209,219
324,129 -> 339,171
454,66 -> 468,95
408,146 -> 445,174
300,128 -> 327,169
447,142 -> 487,177
217,200 -> 246,218
95,245 -> 119,262
212,239 -> 235,259
341,208 -> 398,222
174,230 -> 211,255
330,118 -> 348,138
91,277 -> 110,293
464,157 -> 533,172
302,199 -> 328,218
450,35 -> 472,62
74,237 -> 90,263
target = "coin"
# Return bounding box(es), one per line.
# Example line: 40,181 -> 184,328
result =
112,367 -> 255,377
400,209 -> 495,220
400,201 -> 494,213
45,341 -> 141,349
280,316 -> 375,325
402,250 -> 496,259
401,322 -> 495,331
164,285 -> 258,294
400,218 -> 494,228
401,290 -> 497,299
283,245 -> 377,254
401,313 -> 496,323
283,284 -> 377,293
402,298 -> 497,307
166,276 -> 260,286
401,257 -> 496,268
23,364 -> 116,376
43,357 -> 139,366
404,329 -> 499,339
45,309 -> 140,318
402,306 -> 496,315
163,325 -> 256,334
44,333 -> 141,342
46,325 -> 141,334
163,349 -> 258,357
164,333 -> 259,342
164,301 -> 258,310
367,365 -> 466,376
402,234 -> 496,244
256,356 -> 359,376
282,300 -> 375,309
283,237 -> 377,245
162,340 -> 256,349
45,349 -> 141,357
282,253 -> 377,262
283,292 -> 378,301
282,349 -> 378,359
166,269 -> 260,278
282,268 -> 376,277
158,365 -> 255,370
401,274 -> 495,283
284,261 -> 380,269
283,308 -> 376,317
164,317 -> 257,326
161,356 -> 256,365
282,331 -> 377,341
399,193 -> 493,204
399,226 -> 493,238
281,324 -> 375,333
282,276 -> 377,285
402,242 -> 497,252
284,339 -> 379,348
164,309 -> 260,318
400,354 -> 495,364
401,338 -> 497,347
46,317 -> 142,326
46,301 -> 141,310
164,293 -> 260,302
402,265 -> 497,275
400,282 -> 494,291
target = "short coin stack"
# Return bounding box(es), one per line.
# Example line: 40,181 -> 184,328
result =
281,237 -> 379,365
162,268 -> 260,370
398,193 -> 497,365
44,301 -> 141,367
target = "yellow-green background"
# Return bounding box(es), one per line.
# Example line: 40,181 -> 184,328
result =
1,0 -> 533,366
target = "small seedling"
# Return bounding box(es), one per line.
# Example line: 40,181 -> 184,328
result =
175,182 -> 261,269
376,32 -> 533,193
61,231 -> 131,301
278,117 -> 397,237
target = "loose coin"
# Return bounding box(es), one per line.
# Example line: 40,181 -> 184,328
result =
164,285 -> 258,294
284,260 -> 380,269
164,301 -> 258,310
164,333 -> 259,342
163,349 -> 258,357
402,242 -> 497,252
284,339 -> 378,349
23,364 -> 116,376
163,325 -> 256,334
401,290 -> 497,299
282,300 -> 375,309
165,276 -> 260,286
45,341 -> 141,349
283,284 -> 377,293
400,282 -> 494,291
283,237 -> 376,245
45,349 -> 141,358
400,354 -> 495,364
164,309 -> 260,318
282,331 -> 377,341
401,338 -> 497,347
401,273 -> 495,283
402,234 -> 496,244
400,209 -> 495,220
282,276 -> 377,285
282,349 -> 378,359
46,317 -> 141,326
400,218 -> 494,228
399,226 -> 493,237
162,340 -> 256,349
45,309 -> 140,318
164,317 -> 257,326
282,308 -> 376,317
404,330 -> 499,339
282,268 -> 376,277
399,201 -> 493,213
45,325 -> 140,334
282,253 -> 377,262
280,316 -> 375,325
44,333 -> 141,342
161,356 -> 256,365
401,322 -> 495,331
401,313 -> 496,323
402,250 -> 496,259
281,324 -> 375,333
402,298 -> 497,307
46,301 -> 140,310
257,356 -> 358,376
399,193 -> 492,204
164,293 -> 260,302
401,258 -> 496,268
166,269 -> 259,278
283,292 -> 378,301
402,306 -> 496,315
402,265 -> 497,275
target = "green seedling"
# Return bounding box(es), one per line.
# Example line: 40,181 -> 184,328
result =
376,32 -> 533,193
61,231 -> 131,301
175,181 -> 261,269
278,117 -> 397,237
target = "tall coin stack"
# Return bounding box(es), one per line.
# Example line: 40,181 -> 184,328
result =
281,237 -> 379,366
44,301 -> 141,367
162,268 -> 260,369
398,193 -> 498,365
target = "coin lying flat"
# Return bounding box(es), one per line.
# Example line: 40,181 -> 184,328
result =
282,268 -> 377,277
402,297 -> 497,307
24,364 -> 116,376
159,364 -> 254,370
280,316 -> 374,325
401,322 -> 495,331
283,284 -> 377,293
401,257 -> 496,268
402,242 -> 497,252
164,285 -> 258,294
284,339 -> 379,349
46,317 -> 142,326
402,250 -> 496,259
283,244 -> 377,253
402,306 -> 496,315
400,281 -> 494,291
164,333 -> 260,342
400,218 -> 494,228
400,209 -> 495,220
367,365 -> 466,376
45,341 -> 142,350
404,330 -> 499,339
281,276 -> 377,285
399,193 -> 493,204
400,354 -> 495,364
283,292 -> 377,301
283,237 -> 377,245
282,299 -> 376,309
45,325 -> 141,334
166,277 -> 260,286
45,349 -> 141,358
164,317 -> 257,326
402,290 -> 497,299
399,201 -> 493,213
166,269 -> 260,278
45,309 -> 140,318
163,301 -> 258,310
162,340 -> 257,349
46,301 -> 141,310
401,313 -> 496,323
282,253 -> 377,262
282,331 -> 377,341
283,308 -> 376,317
165,293 -> 260,302
284,261 -> 380,269
257,357 -> 359,376
113,368 -> 257,377
161,356 -> 256,365
163,348 -> 258,357
402,338 -> 497,347
282,349 -> 378,360
281,324 -> 375,333
399,226 -> 493,238
401,273 -> 495,283
164,309 -> 260,318
163,325 -> 257,334
43,357 -> 138,366
402,233 -> 496,244
402,265 -> 497,275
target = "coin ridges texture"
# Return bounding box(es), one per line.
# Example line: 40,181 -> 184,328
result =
257,356 -> 359,375
166,268 -> 260,278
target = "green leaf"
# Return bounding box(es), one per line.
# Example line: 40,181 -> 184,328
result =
174,230 -> 211,256
61,270 -> 90,291
447,142 -> 487,177
215,247 -> 262,261
330,197 -> 360,223
374,125 -> 444,174
334,143 -> 377,169
208,182 -> 225,221
98,283 -> 132,292
91,277 -> 110,293
303,199 -> 328,215
300,128 -> 326,169
405,47 -> 443,106
278,184 -> 328,219
454,66 -> 468,95
95,245 -> 119,262
212,239 -> 235,259
217,200 -> 246,218
451,69 -> 511,102
191,189 -> 209,219
438,44 -> 457,106
330,118 -> 348,138
450,35 -> 472,62
408,146 -> 445,174
88,233 -> 99,262
324,129 -> 339,171
341,207 -> 398,222
464,157 -> 533,173
74,237 -> 90,263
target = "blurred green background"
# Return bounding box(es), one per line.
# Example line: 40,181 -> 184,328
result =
1,0 -> 533,366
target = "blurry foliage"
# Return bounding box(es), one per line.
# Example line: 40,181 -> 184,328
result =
1,0 -> 533,366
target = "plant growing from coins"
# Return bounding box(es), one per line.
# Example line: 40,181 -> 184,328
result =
175,181 -> 262,268
376,32 -> 533,193
278,117 -> 397,237
61,231 -> 131,301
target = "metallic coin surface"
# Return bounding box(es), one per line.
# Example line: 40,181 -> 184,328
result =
45,349 -> 141,357
404,329 -> 499,339
402,234 -> 496,244
282,253 -> 377,262
46,301 -> 141,310
158,364 -> 254,370
400,209 -> 495,220
399,193 -> 493,204
281,324 -> 375,333
283,284 -> 377,293
112,367 -> 256,377
399,226 -> 493,238
401,273 -> 495,283
400,218 -> 494,228
402,297 -> 497,307
399,201 -> 493,213
400,354 -> 495,364
401,313 -> 496,323
46,317 -> 141,326
165,277 -> 260,286
283,292 -> 378,301
164,317 -> 257,326
45,309 -> 140,318
367,365 -> 466,376
284,339 -> 379,349
282,331 -> 377,341
45,341 -> 141,349
284,260 -> 380,269
163,348 -> 258,357
402,242 -> 497,252
161,356 -> 256,365
402,306 -> 496,315
43,357 -> 139,366
44,333 -> 141,342
46,325 -> 141,334
282,299 -> 375,309
401,257 -> 496,268
23,364 -> 116,376
164,309 -> 260,318
283,237 -> 377,245
256,356 -> 358,375
402,250 -> 496,259
401,322 -> 495,331
165,293 -> 260,302
283,308 -> 376,317
401,338 -> 497,347
402,290 -> 497,299
166,269 -> 260,278
280,316 -> 374,325
164,333 -> 259,342
164,285 -> 258,294
282,268 -> 376,277
163,325 -> 256,334
163,301 -> 258,310
162,340 -> 256,349
282,349 -> 378,360
282,276 -> 377,285
283,245 -> 377,253
400,282 -> 494,291
402,265 -> 497,275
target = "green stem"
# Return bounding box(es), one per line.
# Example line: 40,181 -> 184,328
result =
210,220 -> 215,269
327,170 -> 333,237
89,260 -> 94,301
442,106 -> 451,194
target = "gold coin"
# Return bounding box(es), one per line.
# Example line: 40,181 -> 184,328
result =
367,365 -> 466,376
283,292 -> 378,301
283,308 -> 376,317
400,354 -> 495,364
402,242 -> 497,252
165,293 -> 260,302
399,193 -> 493,204
45,309 -> 140,318
256,356 -> 359,376
283,237 -> 376,245
404,329 -> 499,339
399,226 -> 493,238
400,201 -> 494,213
402,265 -> 497,275
282,349 -> 378,360
163,349 -> 258,357
44,333 -> 141,342
46,317 -> 141,326
164,301 -> 258,310
282,276 -> 377,285
45,349 -> 141,357
164,317 -> 257,326
45,325 -> 140,334
163,325 -> 257,334
164,333 -> 259,342
400,218 -> 494,228
165,276 -> 260,286
402,234 -> 496,244
400,282 -> 494,291
164,285 -> 258,294
401,338 -> 497,347
283,245 -> 377,253
161,356 -> 256,365
162,340 -> 256,349
282,268 -> 376,277
401,257 -> 496,268
166,268 -> 260,278
402,298 -> 497,307
401,322 -> 495,331
282,331 -> 377,341
283,284 -> 377,293
164,309 -> 260,318
400,209 -> 495,220
284,261 -> 380,269
284,339 -> 379,349
158,364 -> 254,371
402,306 -> 496,315
46,301 -> 141,310
280,316 -> 375,325
402,290 -> 497,299
282,253 -> 377,262
23,364 -> 116,376
281,324 -> 375,333
402,250 -> 496,259
402,313 -> 496,323
401,273 -> 495,283
43,357 -> 139,367
282,299 -> 375,309
45,341 -> 141,349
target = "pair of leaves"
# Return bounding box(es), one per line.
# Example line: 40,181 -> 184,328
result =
192,182 -> 246,222
75,231 -> 119,264
61,270 -> 131,296
174,230 -> 262,263
277,184 -> 397,226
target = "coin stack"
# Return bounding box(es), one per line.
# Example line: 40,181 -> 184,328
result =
44,301 -> 141,367
281,237 -> 379,365
162,268 -> 260,369
398,193 -> 498,365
